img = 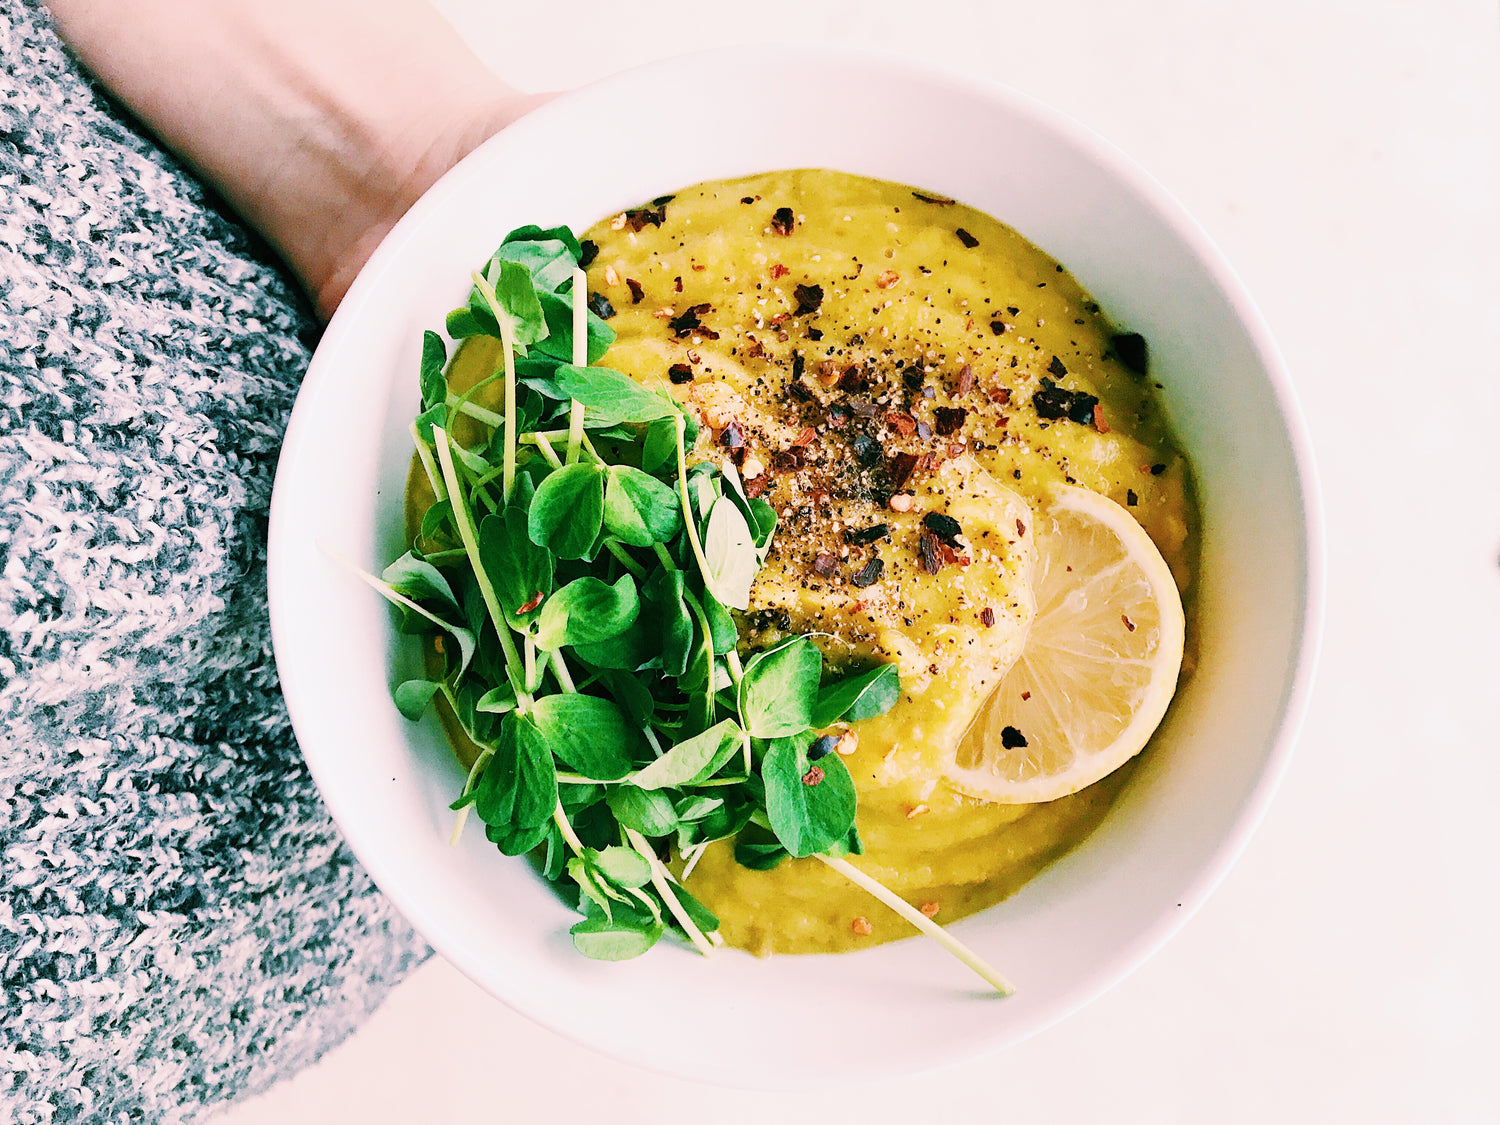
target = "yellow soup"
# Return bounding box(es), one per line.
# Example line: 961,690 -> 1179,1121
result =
410,170 -> 1196,956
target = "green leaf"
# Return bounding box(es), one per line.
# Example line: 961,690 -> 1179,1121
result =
701,495 -> 757,610
528,462 -> 605,560
529,693 -> 638,780
419,330 -> 447,409
668,882 -> 720,936
501,223 -> 583,261
473,713 -> 558,856
592,845 -> 652,888
533,574 -> 639,651
761,734 -> 857,858
643,568 -> 694,679
641,417 -> 679,474
570,899 -> 663,961
734,830 -> 790,871
487,259 -> 550,349
702,593 -> 738,655
419,498 -> 454,542
476,682 -> 518,715
478,506 -> 554,628
607,786 -> 678,837
737,636 -> 822,737
603,465 -> 682,547
392,679 -> 442,721
381,552 -> 459,615
596,668 -> 655,727
630,719 -> 743,791
535,291 -> 614,364
810,663 -> 901,728
492,237 -> 576,295
446,306 -> 486,339
553,365 -> 679,424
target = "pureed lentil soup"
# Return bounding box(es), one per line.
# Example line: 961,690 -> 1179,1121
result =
408,170 -> 1196,955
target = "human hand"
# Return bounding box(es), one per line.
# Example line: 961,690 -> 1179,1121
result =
46,0 -> 548,320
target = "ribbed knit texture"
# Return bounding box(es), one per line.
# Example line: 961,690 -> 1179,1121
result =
0,1 -> 430,1120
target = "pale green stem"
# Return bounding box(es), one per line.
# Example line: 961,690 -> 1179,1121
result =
814,854 -> 1015,996
623,827 -> 718,957
604,540 -> 647,579
642,726 -> 666,759
445,395 -> 504,428
410,422 -> 447,503
432,426 -> 530,707
553,800 -> 585,855
531,433 -> 564,469
673,414 -> 714,583
468,268 -> 518,502
449,748 -> 494,847
566,266 -> 587,464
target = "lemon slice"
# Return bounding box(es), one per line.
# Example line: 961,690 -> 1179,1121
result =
944,484 -> 1185,804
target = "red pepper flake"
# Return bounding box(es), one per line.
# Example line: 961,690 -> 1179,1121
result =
933,406 -> 967,435
837,365 -> 869,393
989,386 -> 1011,405
947,444 -> 964,460
955,228 -> 980,248
813,552 -> 839,577
792,426 -> 816,447
1020,691 -> 1031,701
673,276 -> 684,293
669,303 -> 716,339
920,901 -> 941,919
851,916 -> 874,936
876,270 -> 901,289
625,278 -> 644,304
793,283 -> 823,315
1016,518 -> 1027,537
801,765 -> 826,786
980,607 -> 996,628
888,451 -> 920,489
850,557 -> 885,588
1122,614 -> 1137,632
1000,725 -> 1028,749
1093,402 -> 1109,432
744,474 -> 768,498
516,591 -> 544,614
624,201 -> 667,231
771,206 -> 796,235
770,263 -> 790,279
917,452 -> 939,471
956,365 -> 975,394
885,412 -> 916,436
668,363 -> 694,384
923,511 -> 962,544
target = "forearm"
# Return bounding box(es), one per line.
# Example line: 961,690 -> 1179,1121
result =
45,0 -> 542,319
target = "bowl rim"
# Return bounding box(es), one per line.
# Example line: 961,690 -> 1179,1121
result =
268,42 -> 1324,1084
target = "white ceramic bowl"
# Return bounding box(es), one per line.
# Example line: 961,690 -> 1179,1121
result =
268,46 -> 1321,1086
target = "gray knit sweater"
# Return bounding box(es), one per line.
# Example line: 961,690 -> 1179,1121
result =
0,2 -> 431,1120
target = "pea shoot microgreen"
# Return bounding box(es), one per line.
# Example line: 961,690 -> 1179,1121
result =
359,224 -> 1012,995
